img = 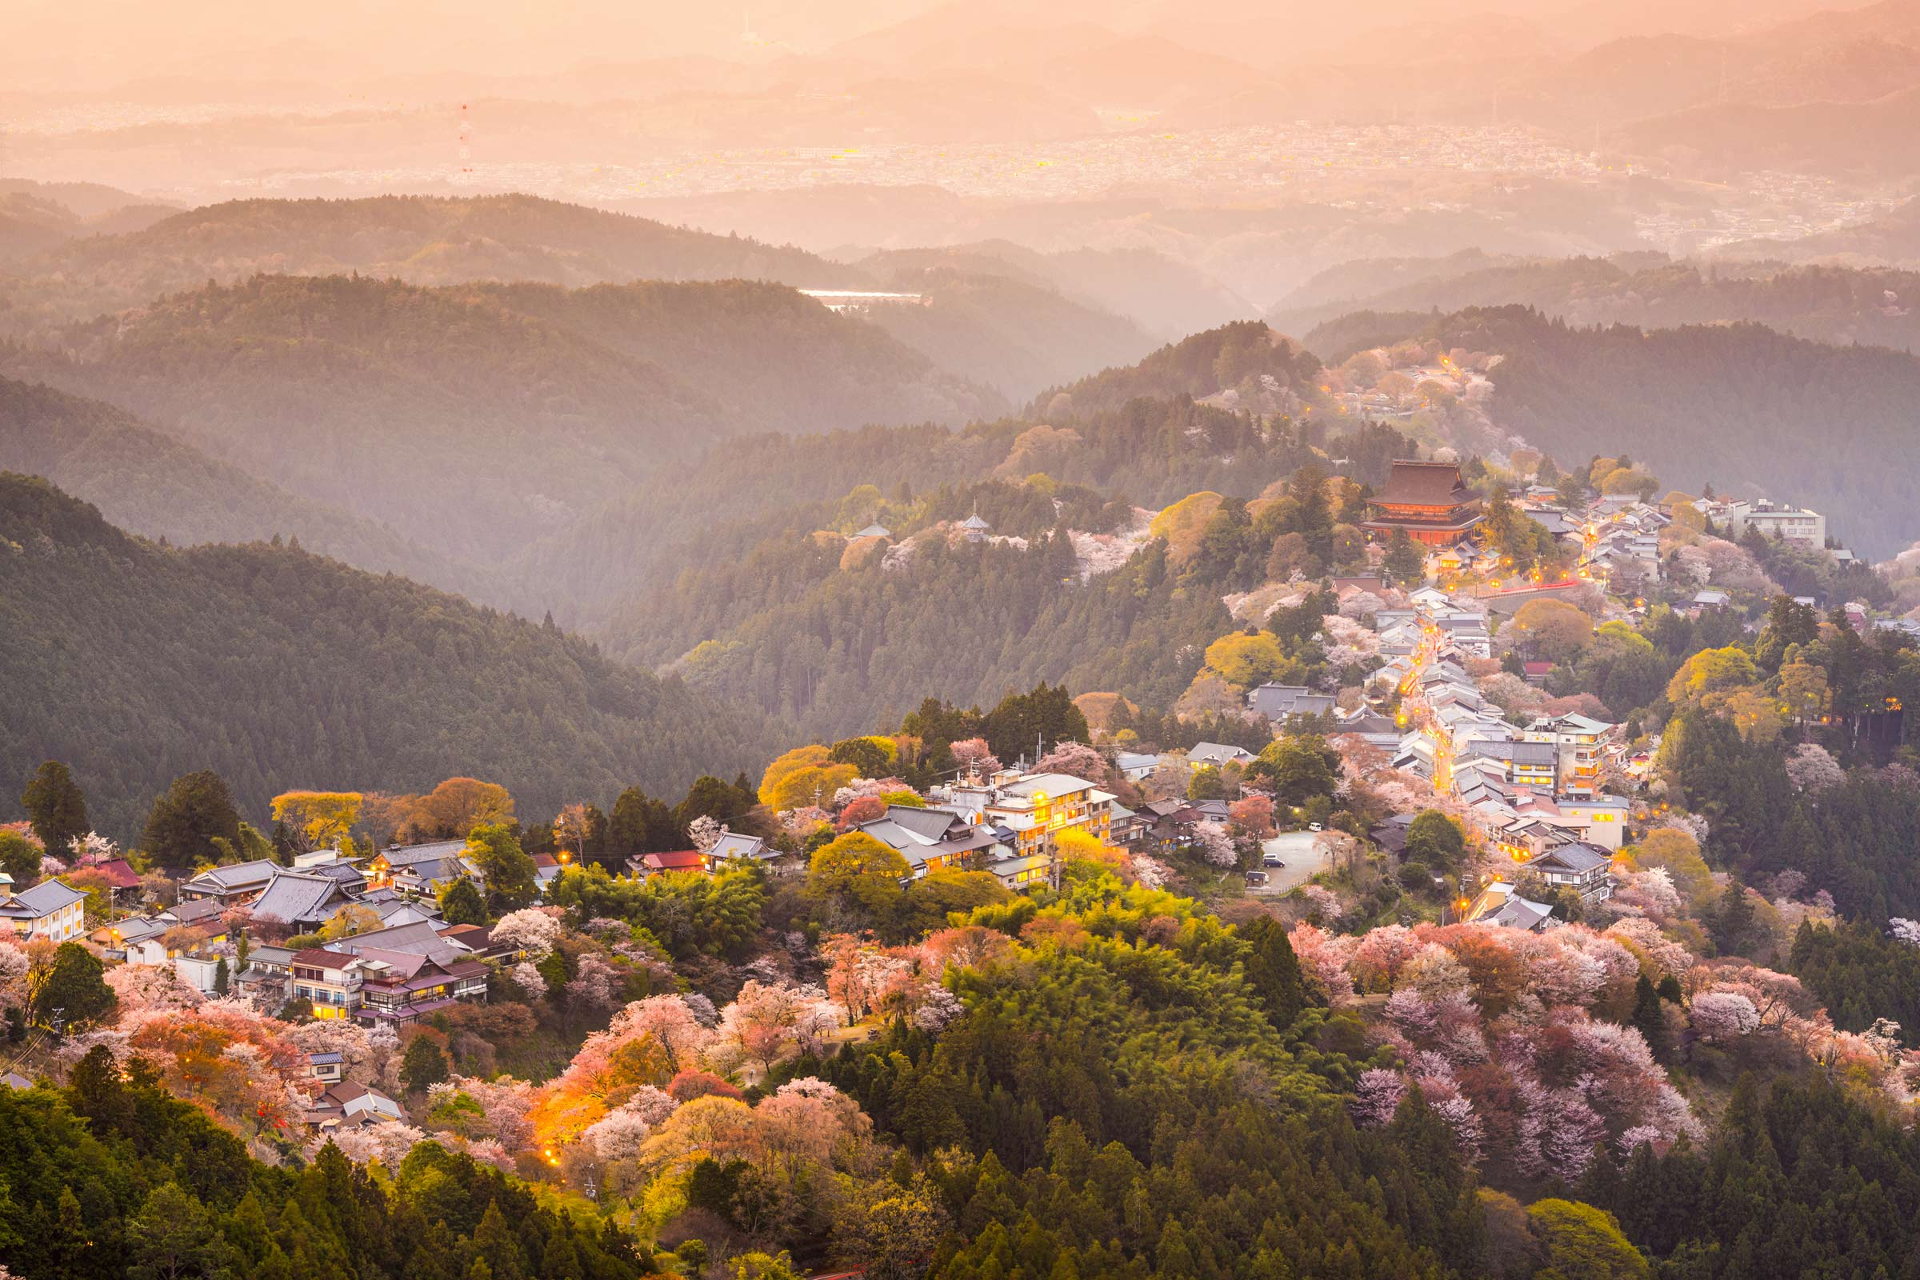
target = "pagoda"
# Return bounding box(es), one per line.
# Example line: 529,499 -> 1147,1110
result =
1362,460 -> 1483,546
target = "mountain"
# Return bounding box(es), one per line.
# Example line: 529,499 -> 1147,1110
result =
0,474 -> 767,840
0,180 -> 178,265
1430,305 -> 1920,556
1618,85 -> 1920,178
1033,320 -> 1325,416
848,268 -> 1158,404
0,194 -> 82,264
0,375 -> 467,584
450,279 -> 1006,435
0,193 -> 861,334
1719,196 -> 1920,265
0,274 -> 1000,565
1274,255 -> 1920,353
857,240 -> 1256,340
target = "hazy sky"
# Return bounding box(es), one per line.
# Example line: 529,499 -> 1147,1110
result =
4,0 -> 1872,94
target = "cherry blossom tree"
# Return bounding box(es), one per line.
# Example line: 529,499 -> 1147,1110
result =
604,995 -> 718,1075
1190,820 -> 1238,868
1351,1068 -> 1407,1127
713,979 -> 842,1077
1034,741 -> 1108,785
105,964 -> 205,1014
565,953 -> 624,1021
510,960 -> 548,1001
1348,924 -> 1424,991
1689,991 -> 1761,1042
491,907 -> 562,959
1288,923 -> 1354,1006
949,738 -> 999,777
1784,742 -> 1845,793
688,814 -> 726,853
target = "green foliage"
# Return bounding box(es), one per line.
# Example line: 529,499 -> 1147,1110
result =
1405,810 -> 1467,870
0,1050 -> 656,1279
465,824 -> 536,913
437,878 -> 488,927
1617,1075 -> 1920,1276
1254,735 -> 1341,806
21,760 -> 88,860
823,871 -> 1483,1277
550,865 -> 767,960
34,942 -> 116,1027
139,770 -> 241,871
1238,913 -> 1312,1028
1382,527 -> 1426,585
806,833 -> 910,925
0,475 -> 765,840
401,1037 -> 451,1093
1790,918 -> 1920,1041
0,829 -> 42,885
1525,1198 -> 1647,1280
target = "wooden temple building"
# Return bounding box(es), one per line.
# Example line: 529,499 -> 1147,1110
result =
1362,460 -> 1484,546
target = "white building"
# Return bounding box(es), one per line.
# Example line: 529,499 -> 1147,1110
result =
0,877 -> 88,942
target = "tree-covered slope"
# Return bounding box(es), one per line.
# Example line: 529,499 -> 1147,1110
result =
0,374 -> 470,587
852,267 -> 1158,404
1435,306 -> 1920,557
0,475 -> 768,840
468,278 -> 1007,433
0,275 -> 998,564
0,192 -> 859,333
1276,255 -> 1920,354
1032,319 -> 1325,416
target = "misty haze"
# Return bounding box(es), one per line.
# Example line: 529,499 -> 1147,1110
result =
3,1 -> 1920,1277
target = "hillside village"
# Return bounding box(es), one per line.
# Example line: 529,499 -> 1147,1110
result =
3,443 -> 1919,1275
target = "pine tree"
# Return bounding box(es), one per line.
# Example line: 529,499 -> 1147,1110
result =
1383,528 -> 1425,585
1631,973 -> 1670,1064
1241,915 -> 1310,1027
22,760 -> 90,859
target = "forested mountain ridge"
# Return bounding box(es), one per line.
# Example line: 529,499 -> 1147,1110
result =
461,277 -> 1007,432
1032,319 -> 1326,416
0,474 -> 769,841
850,267 -> 1160,404
1305,304 -> 1920,557
0,374 -> 473,587
0,192 -> 859,334
0,274 -> 1000,566
1273,254 -> 1920,353
1430,306 -> 1920,556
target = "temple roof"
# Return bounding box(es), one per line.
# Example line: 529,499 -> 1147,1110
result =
1372,460 -> 1477,509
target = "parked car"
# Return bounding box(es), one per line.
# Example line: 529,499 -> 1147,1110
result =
1262,851 -> 1286,867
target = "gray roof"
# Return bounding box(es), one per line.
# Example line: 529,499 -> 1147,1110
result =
115,917 -> 170,944
708,832 -> 773,860
2,877 -> 87,917
330,920 -> 470,967
1489,896 -> 1556,931
163,896 -> 227,925
853,523 -> 891,539
250,871 -> 348,927
1527,842 -> 1611,875
1189,742 -> 1256,766
380,840 -> 468,866
1247,683 -> 1335,719
184,859 -> 278,892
